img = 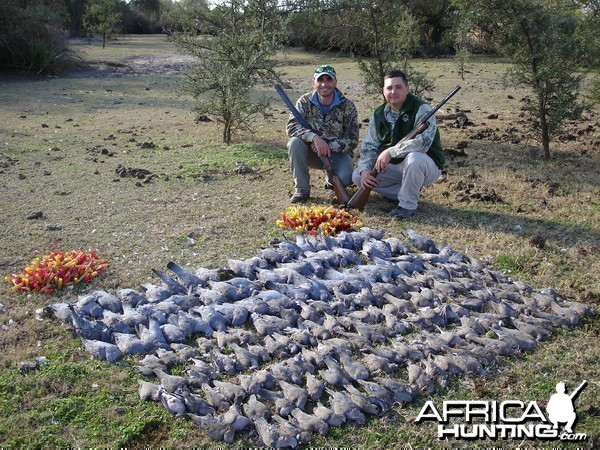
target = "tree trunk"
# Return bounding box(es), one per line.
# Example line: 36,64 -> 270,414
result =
65,0 -> 87,38
223,122 -> 231,145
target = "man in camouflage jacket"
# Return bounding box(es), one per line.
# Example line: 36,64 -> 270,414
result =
286,65 -> 359,203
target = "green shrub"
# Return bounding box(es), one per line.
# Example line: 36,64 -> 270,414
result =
0,3 -> 80,75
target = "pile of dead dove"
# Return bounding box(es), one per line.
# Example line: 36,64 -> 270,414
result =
42,226 -> 594,448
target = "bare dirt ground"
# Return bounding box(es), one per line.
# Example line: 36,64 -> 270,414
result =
68,36 -> 197,78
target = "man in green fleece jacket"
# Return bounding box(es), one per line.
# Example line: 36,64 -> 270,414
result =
352,70 -> 444,219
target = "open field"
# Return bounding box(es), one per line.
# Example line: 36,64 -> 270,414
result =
0,35 -> 598,448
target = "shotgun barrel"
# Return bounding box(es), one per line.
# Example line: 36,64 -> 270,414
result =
346,86 -> 461,211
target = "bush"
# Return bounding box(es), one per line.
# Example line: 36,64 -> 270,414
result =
0,2 -> 80,75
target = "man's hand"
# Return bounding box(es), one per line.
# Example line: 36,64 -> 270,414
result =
375,149 -> 392,173
360,170 -> 379,189
311,136 -> 331,157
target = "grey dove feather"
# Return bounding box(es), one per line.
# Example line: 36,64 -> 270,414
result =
272,414 -> 312,444
212,379 -> 247,403
277,378 -> 308,409
313,401 -> 345,427
113,332 -> 151,355
342,383 -> 380,415
74,292 -> 104,317
255,387 -> 294,417
179,389 -> 215,415
68,305 -> 112,342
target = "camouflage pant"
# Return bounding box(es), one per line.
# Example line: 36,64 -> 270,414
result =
287,137 -> 353,193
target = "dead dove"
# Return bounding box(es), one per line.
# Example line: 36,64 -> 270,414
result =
355,379 -> 393,410
251,312 -> 292,336
342,383 -> 380,415
212,379 -> 247,404
154,368 -> 188,393
254,415 -> 298,449
255,387 -> 294,417
338,350 -> 370,381
290,408 -> 329,436
188,413 -> 235,444
91,290 -> 123,314
242,394 -> 271,420
325,387 -> 366,425
158,387 -> 186,417
179,389 -> 216,415
404,227 -> 439,253
166,260 -> 206,290
228,342 -> 260,370
222,402 -> 253,433
313,401 -> 345,427
136,318 -> 170,351
370,377 -> 415,404
137,379 -> 161,401
113,332 -> 151,355
151,268 -> 188,295
277,378 -> 308,409
68,305 -> 111,342
81,338 -> 121,363
272,413 -> 312,444
201,383 -> 231,412
305,372 -> 325,402
319,356 -> 352,387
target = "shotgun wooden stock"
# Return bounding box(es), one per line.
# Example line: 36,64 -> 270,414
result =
346,85 -> 461,211
275,84 -> 351,205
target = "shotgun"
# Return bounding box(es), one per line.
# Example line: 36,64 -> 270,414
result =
275,84 -> 351,205
346,85 -> 461,211
569,380 -> 587,400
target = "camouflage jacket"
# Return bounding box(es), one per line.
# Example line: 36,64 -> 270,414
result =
285,89 -> 359,155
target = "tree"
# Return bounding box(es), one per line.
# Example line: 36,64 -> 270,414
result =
63,0 -> 88,37
171,0 -> 285,144
404,0 -> 455,56
85,0 -> 121,48
324,0 -> 435,97
574,0 -> 600,104
457,0 -> 589,159
451,10 -> 474,81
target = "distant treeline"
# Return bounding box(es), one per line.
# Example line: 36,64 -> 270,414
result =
1,0 -> 598,76
1,0 -> 489,64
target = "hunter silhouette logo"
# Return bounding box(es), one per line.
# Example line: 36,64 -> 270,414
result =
546,380 -> 586,434
415,380 -> 588,441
